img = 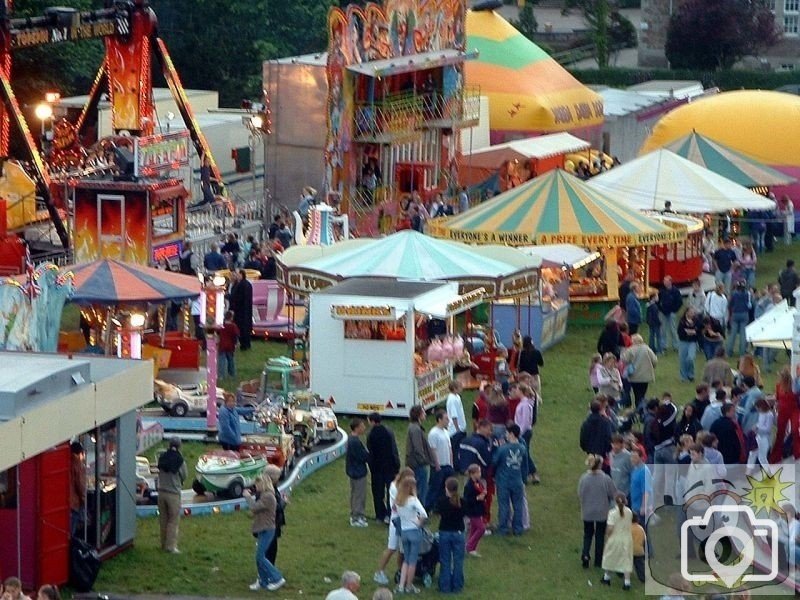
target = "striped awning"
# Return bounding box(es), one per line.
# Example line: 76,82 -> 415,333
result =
428,169 -> 685,247
590,149 -> 778,213
64,259 -> 201,304
663,131 -> 795,187
276,230 -> 541,298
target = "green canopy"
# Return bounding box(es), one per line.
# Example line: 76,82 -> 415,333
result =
662,131 -> 795,188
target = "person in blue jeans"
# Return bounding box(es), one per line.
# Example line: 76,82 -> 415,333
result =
677,307 -> 700,382
405,405 -> 434,507
492,423 -> 528,536
726,280 -> 751,358
437,477 -> 466,593
243,476 -> 286,592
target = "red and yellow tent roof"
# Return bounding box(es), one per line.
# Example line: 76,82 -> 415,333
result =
465,9 -> 603,135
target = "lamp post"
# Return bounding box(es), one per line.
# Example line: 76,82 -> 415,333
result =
201,275 -> 226,431
115,312 -> 146,359
34,102 -> 53,149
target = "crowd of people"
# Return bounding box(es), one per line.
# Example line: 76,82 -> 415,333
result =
330,338 -> 545,596
0,578 -> 60,600
579,237 -> 800,595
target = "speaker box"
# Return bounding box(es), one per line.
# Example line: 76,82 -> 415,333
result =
114,147 -> 135,179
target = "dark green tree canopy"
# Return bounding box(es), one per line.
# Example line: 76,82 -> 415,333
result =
665,0 -> 780,71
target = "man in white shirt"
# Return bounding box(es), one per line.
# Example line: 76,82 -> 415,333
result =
325,571 -> 361,600
704,283 -> 729,328
445,380 -> 466,465
425,409 -> 453,511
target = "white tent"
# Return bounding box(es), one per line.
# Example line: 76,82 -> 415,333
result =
464,133 -> 590,169
745,300 -> 795,349
588,149 -> 777,213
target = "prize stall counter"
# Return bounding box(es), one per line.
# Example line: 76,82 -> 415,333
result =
489,250 -> 576,351
309,278 -> 484,417
565,246 -> 652,325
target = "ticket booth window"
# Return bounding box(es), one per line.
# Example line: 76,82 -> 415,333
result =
82,421 -> 119,552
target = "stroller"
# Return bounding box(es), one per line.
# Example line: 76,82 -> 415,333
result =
395,528 -> 439,588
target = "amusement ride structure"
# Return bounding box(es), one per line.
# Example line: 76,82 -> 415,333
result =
0,0 -> 229,270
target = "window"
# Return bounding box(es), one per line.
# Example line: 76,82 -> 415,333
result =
785,0 -> 799,11
785,14 -> 799,34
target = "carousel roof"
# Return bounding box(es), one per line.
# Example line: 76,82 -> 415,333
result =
277,230 -> 541,298
661,131 -> 795,188
64,259 -> 202,304
589,149 -> 777,213
428,168 -> 683,247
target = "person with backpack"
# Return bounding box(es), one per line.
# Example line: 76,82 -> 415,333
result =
652,393 -> 678,506
178,240 -> 200,276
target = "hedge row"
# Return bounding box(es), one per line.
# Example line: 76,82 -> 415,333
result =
568,67 -> 800,91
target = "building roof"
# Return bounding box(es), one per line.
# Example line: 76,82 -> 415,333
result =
58,87 -> 217,109
269,53 -> 328,67
0,352 -> 152,472
315,278 -> 445,300
626,80 -> 705,99
595,87 -> 669,117
465,132 -> 590,166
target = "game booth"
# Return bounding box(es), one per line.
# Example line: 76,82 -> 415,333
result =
309,278 -> 485,416
490,244 -> 599,351
429,168 -> 689,324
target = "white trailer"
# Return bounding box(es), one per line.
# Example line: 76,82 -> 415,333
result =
309,278 -> 483,417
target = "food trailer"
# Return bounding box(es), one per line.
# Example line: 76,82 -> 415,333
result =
309,278 -> 484,417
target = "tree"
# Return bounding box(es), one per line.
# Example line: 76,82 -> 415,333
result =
512,2 -> 539,42
151,0 -> 335,106
562,0 -> 612,68
665,0 -> 780,71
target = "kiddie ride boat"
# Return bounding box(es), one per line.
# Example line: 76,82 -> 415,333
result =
191,402 -> 297,499
192,451 -> 269,499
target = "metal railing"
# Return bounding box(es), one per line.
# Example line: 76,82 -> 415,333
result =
354,85 -> 481,141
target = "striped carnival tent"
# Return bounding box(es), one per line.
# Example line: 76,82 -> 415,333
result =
64,259 -> 201,304
276,229 -> 541,298
428,169 -> 684,247
465,7 -> 603,143
662,131 -> 795,188
589,149 -> 778,213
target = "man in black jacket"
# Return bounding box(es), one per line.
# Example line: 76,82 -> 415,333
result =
579,400 -> 613,461
658,276 -> 684,352
366,412 -> 400,523
710,403 -> 745,465
652,393 -> 678,504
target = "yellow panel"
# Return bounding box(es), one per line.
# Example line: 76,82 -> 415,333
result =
0,161 -> 37,230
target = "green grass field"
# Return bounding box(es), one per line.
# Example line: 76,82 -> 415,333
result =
91,243 -> 796,599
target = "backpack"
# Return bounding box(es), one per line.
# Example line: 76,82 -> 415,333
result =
179,251 -> 196,275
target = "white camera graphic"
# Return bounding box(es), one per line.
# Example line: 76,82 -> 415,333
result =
680,505 -> 779,588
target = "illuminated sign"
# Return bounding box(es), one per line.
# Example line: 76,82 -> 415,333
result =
331,305 -> 396,320
135,132 -> 190,177
152,241 -> 182,263
415,363 -> 452,407
445,288 -> 485,315
11,20 -> 118,49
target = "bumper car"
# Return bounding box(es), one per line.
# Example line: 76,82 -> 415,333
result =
192,451 -> 268,498
154,379 -> 226,417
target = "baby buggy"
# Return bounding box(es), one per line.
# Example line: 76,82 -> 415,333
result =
395,529 -> 439,588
